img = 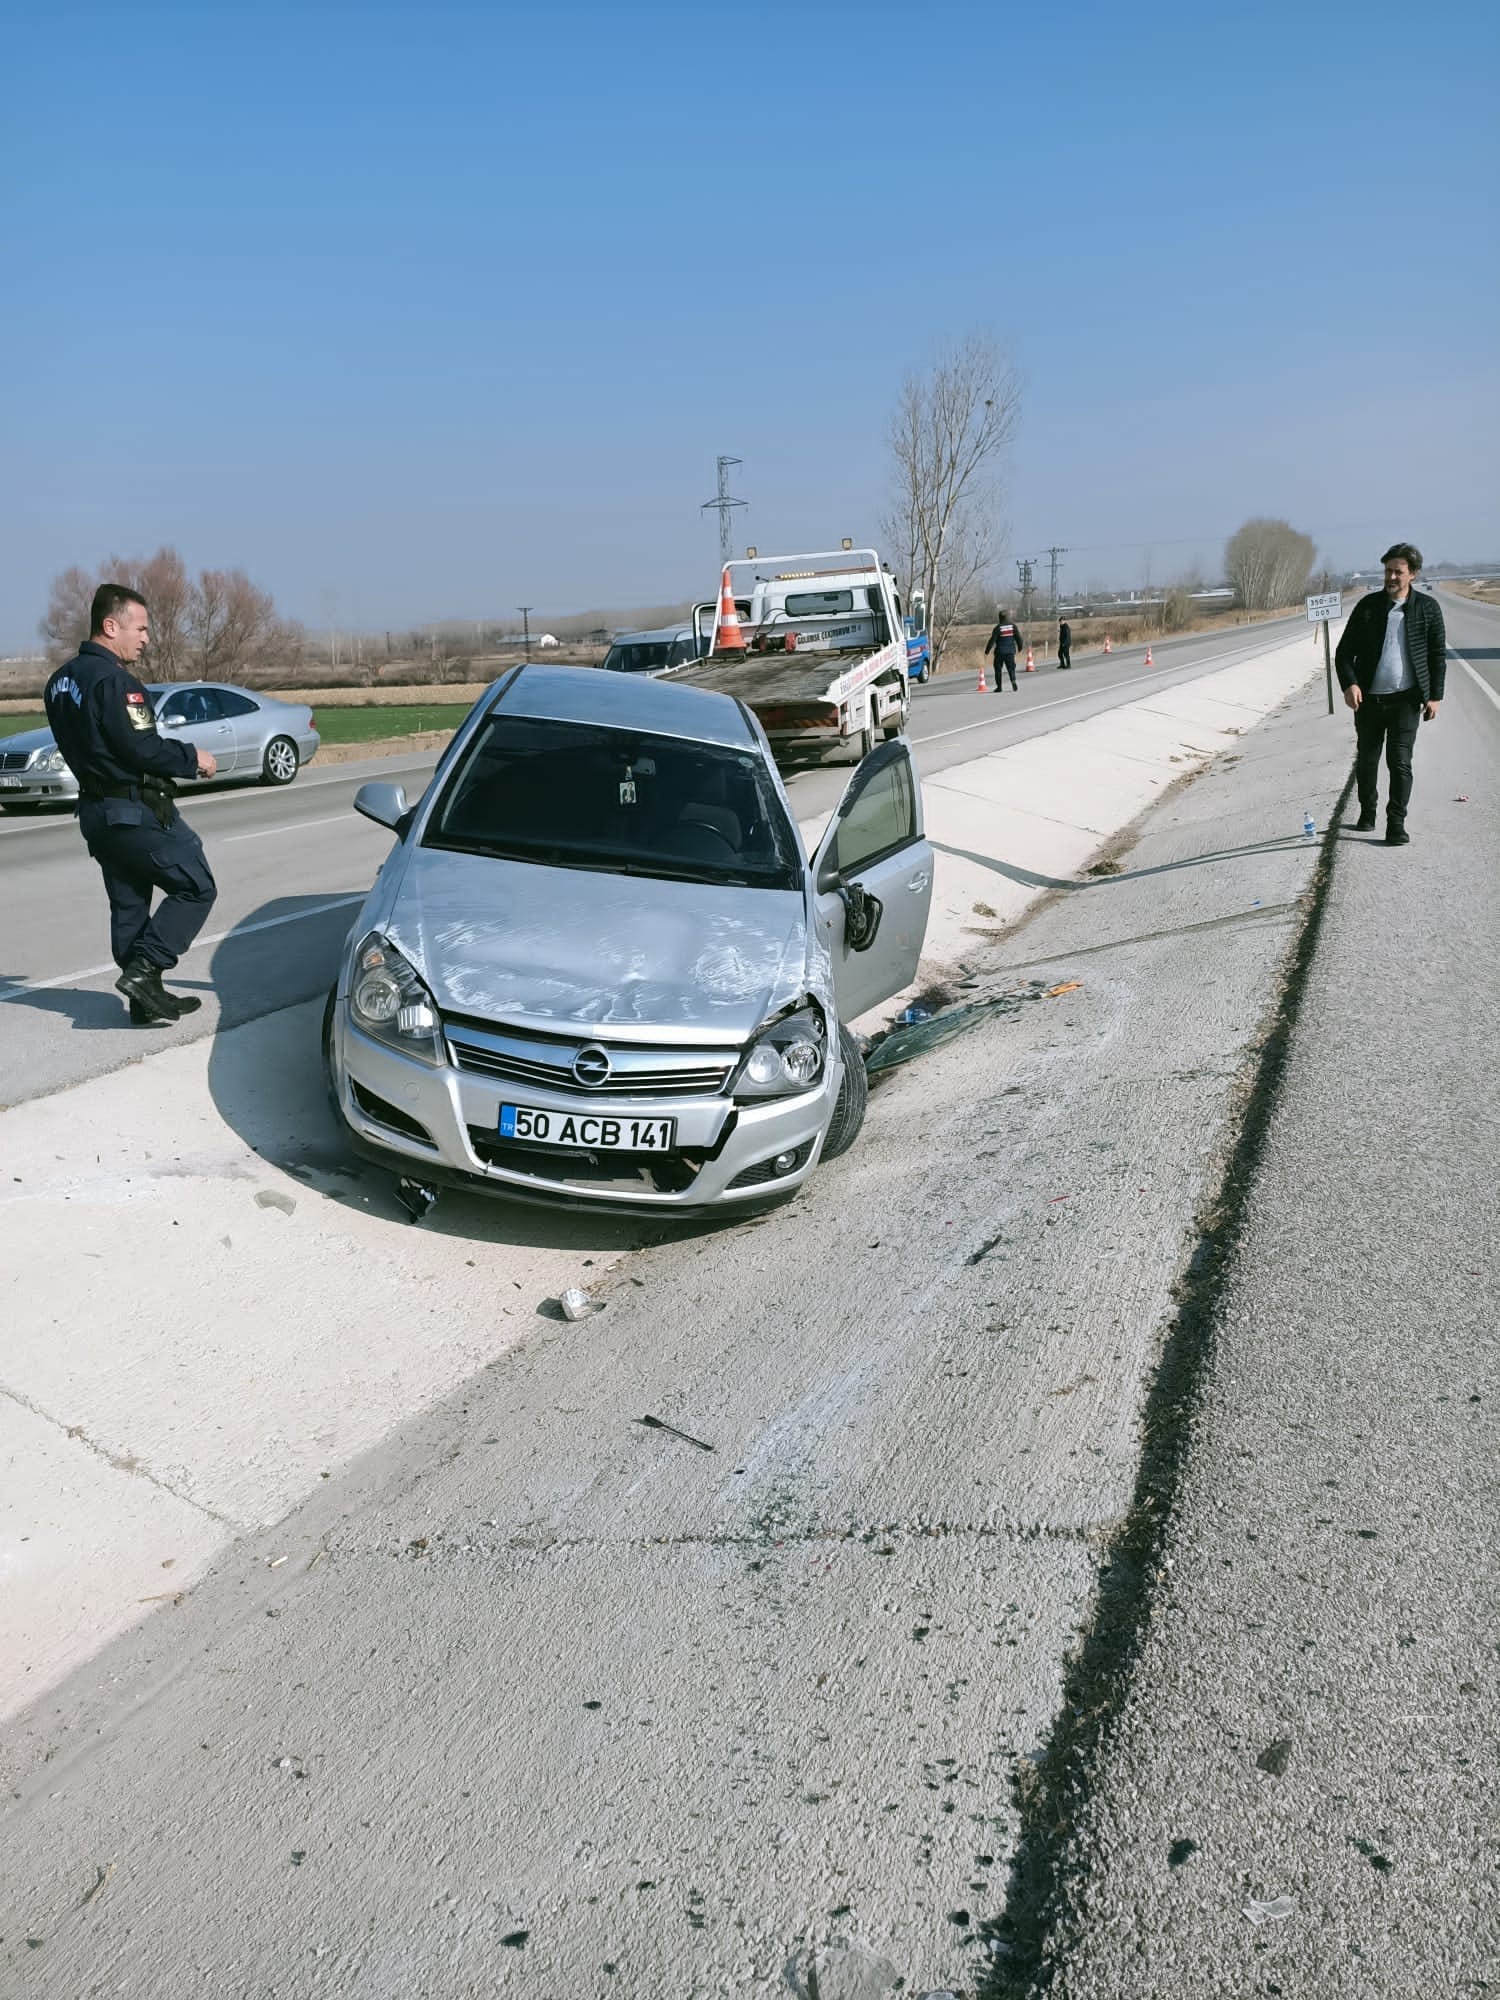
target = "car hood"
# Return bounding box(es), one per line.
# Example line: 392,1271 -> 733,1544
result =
383,846 -> 815,1040
2,726 -> 57,757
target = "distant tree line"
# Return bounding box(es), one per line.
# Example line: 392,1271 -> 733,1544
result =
41,547 -> 303,679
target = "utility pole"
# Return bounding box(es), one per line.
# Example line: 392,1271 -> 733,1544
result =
1045,545 -> 1069,615
518,606 -> 532,655
701,455 -> 747,565
1016,557 -> 1035,627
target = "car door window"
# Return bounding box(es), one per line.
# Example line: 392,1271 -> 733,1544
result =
216,690 -> 258,718
831,756 -> 916,879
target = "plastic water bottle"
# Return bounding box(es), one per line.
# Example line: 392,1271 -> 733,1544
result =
1302,810 -> 1317,841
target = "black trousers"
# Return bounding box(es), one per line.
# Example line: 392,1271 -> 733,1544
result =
1058,641 -> 1072,669
991,651 -> 1018,688
1354,690 -> 1422,828
79,798 -> 218,970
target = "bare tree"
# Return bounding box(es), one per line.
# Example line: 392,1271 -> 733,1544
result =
1224,518 -> 1317,611
186,568 -> 301,678
39,567 -> 96,662
883,333 -> 1022,667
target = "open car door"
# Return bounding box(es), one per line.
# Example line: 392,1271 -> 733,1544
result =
810,739 -> 933,1022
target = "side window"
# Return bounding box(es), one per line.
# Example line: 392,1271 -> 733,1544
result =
216,690 -> 259,717
834,757 -> 916,876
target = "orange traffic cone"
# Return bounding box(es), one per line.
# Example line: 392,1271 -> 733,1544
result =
1025,645 -> 1035,672
976,658 -> 988,693
712,566 -> 745,655
1144,644 -> 1154,667
1103,635 -> 1112,655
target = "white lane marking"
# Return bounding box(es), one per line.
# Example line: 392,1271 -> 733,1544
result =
1453,652 -> 1500,715
0,893 -> 367,1004
220,812 -> 354,844
911,633 -> 1291,748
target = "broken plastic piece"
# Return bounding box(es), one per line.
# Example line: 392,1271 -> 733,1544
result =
1045,980 -> 1083,997
559,1287 -> 596,1321
394,1177 -> 438,1224
1244,1895 -> 1295,1925
900,1004 -> 933,1025
865,991 -> 1026,1074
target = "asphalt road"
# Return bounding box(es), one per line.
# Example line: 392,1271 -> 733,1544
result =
0,614 -> 1303,1108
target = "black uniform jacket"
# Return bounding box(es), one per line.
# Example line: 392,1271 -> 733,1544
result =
984,621 -> 1023,657
44,642 -> 199,794
1333,589 -> 1448,702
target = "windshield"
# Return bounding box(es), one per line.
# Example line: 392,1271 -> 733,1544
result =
424,714 -> 803,889
603,640 -> 676,674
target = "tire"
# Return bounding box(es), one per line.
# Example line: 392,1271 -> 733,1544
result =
820,1024 -> 869,1161
321,987 -> 342,1115
851,717 -> 876,763
262,735 -> 300,786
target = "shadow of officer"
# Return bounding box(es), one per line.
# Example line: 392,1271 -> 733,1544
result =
43,583 -> 219,1025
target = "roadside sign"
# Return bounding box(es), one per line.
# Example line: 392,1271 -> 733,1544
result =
1306,591 -> 1342,622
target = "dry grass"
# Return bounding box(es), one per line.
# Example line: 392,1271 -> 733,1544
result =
1447,578 -> 1500,606
934,603 -> 1298,680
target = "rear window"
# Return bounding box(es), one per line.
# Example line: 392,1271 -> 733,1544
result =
424,715 -> 802,890
783,589 -> 856,618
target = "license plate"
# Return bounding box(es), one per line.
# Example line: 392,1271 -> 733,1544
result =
498,1104 -> 675,1151
0,776 -> 22,788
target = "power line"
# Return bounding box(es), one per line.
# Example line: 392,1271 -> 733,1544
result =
701,455 -> 747,565
1045,544 -> 1069,614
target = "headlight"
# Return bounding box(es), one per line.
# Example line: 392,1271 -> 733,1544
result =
733,1003 -> 826,1099
39,748 -> 67,773
347,932 -> 442,1065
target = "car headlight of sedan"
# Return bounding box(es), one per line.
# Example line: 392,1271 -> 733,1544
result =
38,748 -> 68,773
732,1003 -> 826,1099
347,932 -> 443,1065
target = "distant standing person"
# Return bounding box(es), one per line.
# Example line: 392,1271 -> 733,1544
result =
984,609 -> 1023,691
1333,543 -> 1446,846
44,584 -> 219,1024
1057,617 -> 1072,670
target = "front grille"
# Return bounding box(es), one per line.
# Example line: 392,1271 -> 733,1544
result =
0,751 -> 34,772
446,1016 -> 735,1098
467,1126 -> 701,1193
352,1081 -> 435,1147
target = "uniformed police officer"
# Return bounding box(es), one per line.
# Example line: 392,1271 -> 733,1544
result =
44,583 -> 219,1026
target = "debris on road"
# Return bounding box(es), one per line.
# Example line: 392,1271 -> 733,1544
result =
558,1287 -> 599,1322
784,1939 -> 899,1999
1255,1736 -> 1293,1776
254,1189 -> 296,1216
80,1862 -> 115,1908
1244,1894 -> 1296,1925
636,1413 -> 715,1453
865,977 -> 1086,1075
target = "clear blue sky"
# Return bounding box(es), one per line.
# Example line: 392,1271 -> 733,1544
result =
3,0 -> 1495,646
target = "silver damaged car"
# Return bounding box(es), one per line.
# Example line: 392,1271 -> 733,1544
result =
324,664 -> 933,1216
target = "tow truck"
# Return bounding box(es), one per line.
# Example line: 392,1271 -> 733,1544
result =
672,548 -> 912,762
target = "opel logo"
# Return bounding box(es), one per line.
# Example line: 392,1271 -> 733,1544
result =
572,1044 -> 612,1088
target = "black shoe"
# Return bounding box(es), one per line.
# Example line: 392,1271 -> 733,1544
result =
1353,813 -> 1377,832
1384,827 -> 1410,846
164,987 -> 202,1015
115,956 -> 179,1023
128,1000 -> 175,1028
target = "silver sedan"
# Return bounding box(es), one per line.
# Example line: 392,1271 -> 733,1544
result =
0,681 -> 320,811
324,664 -> 933,1218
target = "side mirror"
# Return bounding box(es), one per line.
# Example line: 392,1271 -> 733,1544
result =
160,711 -> 184,728
841,882 -> 883,952
354,781 -> 409,831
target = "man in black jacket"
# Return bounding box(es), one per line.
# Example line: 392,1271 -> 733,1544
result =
45,584 -> 218,1024
1333,542 -> 1446,845
984,610 -> 1023,691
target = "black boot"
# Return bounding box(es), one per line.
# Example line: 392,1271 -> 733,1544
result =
116,956 -> 180,1023
1353,810 -> 1377,832
128,1000 -> 175,1028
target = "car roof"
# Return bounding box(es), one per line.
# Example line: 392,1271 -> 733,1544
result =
491,663 -> 754,747
609,625 -> 692,644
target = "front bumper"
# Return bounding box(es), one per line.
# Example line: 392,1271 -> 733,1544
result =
329,1008 -> 835,1213
0,771 -> 77,807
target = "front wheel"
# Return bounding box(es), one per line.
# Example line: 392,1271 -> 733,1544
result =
820,1024 -> 869,1160
262,735 -> 300,785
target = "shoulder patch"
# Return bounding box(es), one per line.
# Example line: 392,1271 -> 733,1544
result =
124,690 -> 156,732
